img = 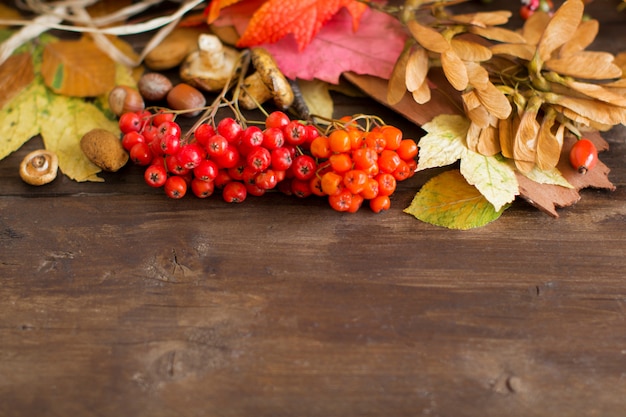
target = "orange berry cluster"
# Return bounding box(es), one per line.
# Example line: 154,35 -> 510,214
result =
308,122 -> 418,213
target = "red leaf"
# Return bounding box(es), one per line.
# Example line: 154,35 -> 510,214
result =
236,0 -> 368,51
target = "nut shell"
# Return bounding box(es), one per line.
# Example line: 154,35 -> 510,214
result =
108,85 -> 145,116
19,149 -> 58,186
138,72 -> 173,101
166,83 -> 206,117
80,129 -> 129,172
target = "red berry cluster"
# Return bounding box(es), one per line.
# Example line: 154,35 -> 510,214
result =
118,110 -> 418,213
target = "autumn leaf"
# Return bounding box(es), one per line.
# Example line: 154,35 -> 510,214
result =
460,151 -> 518,211
41,37 -> 116,97
205,0 -> 245,24
0,76 -> 120,182
404,170 -> 508,230
416,114 -> 469,170
236,0 -> 368,51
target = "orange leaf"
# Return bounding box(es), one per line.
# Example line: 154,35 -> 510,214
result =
205,0 -> 245,24
236,0 -> 368,51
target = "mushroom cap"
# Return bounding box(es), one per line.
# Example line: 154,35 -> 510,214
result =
250,48 -> 294,110
19,149 -> 59,186
180,34 -> 239,92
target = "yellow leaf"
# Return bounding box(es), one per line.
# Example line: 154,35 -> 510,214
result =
404,170 -> 508,230
298,79 -> 334,120
460,150 -> 519,211
417,114 -> 469,170
41,38 -> 116,97
0,77 -> 120,181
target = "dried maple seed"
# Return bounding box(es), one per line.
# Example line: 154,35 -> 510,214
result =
138,72 -> 173,101
569,138 -> 598,174
19,149 -> 58,186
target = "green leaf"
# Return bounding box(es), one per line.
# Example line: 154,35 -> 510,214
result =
460,151 -> 519,211
404,170 -> 508,230
417,114 -> 470,170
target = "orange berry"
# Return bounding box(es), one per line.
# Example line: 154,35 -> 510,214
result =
310,136 -> 331,159
328,188 -> 353,212
369,195 -> 391,213
343,169 -> 368,194
381,125 -> 403,150
329,153 -> 353,173
397,139 -> 418,160
329,129 -> 352,153
321,171 -> 343,196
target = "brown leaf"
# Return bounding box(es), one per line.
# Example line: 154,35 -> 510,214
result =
0,52 -> 34,109
41,38 -> 116,97
441,49 -> 468,91
537,0 -> 584,63
450,38 -> 492,62
449,11 -> 512,28
518,132 -> 615,217
344,68 -> 463,126
407,20 -> 450,53
559,19 -> 598,57
545,51 -> 623,80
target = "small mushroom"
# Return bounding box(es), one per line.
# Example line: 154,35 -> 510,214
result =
238,48 -> 294,111
180,34 -> 239,92
19,149 -> 58,186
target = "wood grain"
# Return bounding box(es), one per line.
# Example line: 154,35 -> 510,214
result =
1,1 -> 626,416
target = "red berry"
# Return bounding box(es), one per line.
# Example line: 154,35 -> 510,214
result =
212,145 -> 240,169
254,169 -> 279,190
206,134 -> 229,157
119,112 -> 142,134
159,134 -> 180,155
194,123 -> 216,147
152,110 -> 175,127
240,126 -> 264,148
271,147 -> 293,171
222,181 -> 247,203
130,142 -> 153,166
291,154 -> 316,181
191,178 -> 215,198
193,159 -> 219,181
165,154 -> 189,176
157,120 -> 181,141
177,143 -> 206,170
217,117 -> 243,143
144,163 -> 167,187
122,131 -> 145,152
283,120 -> 307,146
569,138 -> 598,174
265,111 -> 290,129
262,127 -> 285,150
164,175 -> 187,199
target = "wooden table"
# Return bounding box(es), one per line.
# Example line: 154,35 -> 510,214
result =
1,1 -> 625,416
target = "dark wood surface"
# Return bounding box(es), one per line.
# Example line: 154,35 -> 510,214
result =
2,1 -> 626,416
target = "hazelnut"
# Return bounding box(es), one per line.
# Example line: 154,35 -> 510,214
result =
19,149 -> 59,186
80,129 -> 129,172
108,85 -> 145,116
138,72 -> 173,101
166,83 -> 206,117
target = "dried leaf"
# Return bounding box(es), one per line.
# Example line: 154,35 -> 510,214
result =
404,170 -> 508,230
521,164 -> 573,189
545,51 -> 623,80
417,114 -> 469,170
41,38 -> 116,97
450,38 -> 492,62
537,0 -> 584,63
559,19 -> 598,57
449,11 -> 512,28
460,150 -> 519,211
441,49 -> 468,91
0,52 -> 34,109
298,79 -> 334,119
407,20 -> 450,53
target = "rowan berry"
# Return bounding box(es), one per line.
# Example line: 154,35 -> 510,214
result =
328,189 -> 353,212
397,139 -> 418,161
193,159 -> 219,181
343,169 -> 368,194
119,112 -> 142,134
329,129 -> 352,153
329,153 -> 352,173
144,163 -> 167,188
217,117 -> 243,143
360,177 -> 379,200
369,195 -> 391,213
247,146 -> 272,172
381,125 -> 403,150
365,131 -> 387,153
206,134 -> 229,157
310,136 -> 332,159
321,171 -> 343,196
262,127 -> 285,149
122,131 -> 145,152
291,155 -> 316,181
376,173 -> 397,196
177,143 -> 206,169
130,142 -> 153,166
191,178 -> 215,198
265,111 -> 290,129
164,175 -> 187,199
283,120 -> 307,146
378,150 -> 402,173
194,123 -> 217,147
291,179 -> 313,198
222,181 -> 247,203
569,138 -> 598,174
